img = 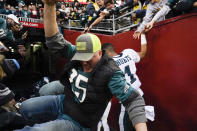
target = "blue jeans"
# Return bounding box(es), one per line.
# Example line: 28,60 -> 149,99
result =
39,81 -> 65,96
15,95 -> 87,131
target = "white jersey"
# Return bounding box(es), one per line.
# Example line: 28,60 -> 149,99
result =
113,49 -> 143,96
98,49 -> 154,131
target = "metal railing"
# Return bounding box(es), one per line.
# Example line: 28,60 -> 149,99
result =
64,7 -> 140,35
0,14 -> 43,23
0,8 -> 139,35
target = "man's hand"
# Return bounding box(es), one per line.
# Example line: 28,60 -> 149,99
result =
11,24 -> 20,32
194,2 -> 197,7
83,25 -> 92,33
145,20 -> 154,32
131,12 -> 137,21
22,31 -> 28,40
133,31 -> 141,39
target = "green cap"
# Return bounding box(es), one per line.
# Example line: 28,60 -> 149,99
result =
72,33 -> 101,61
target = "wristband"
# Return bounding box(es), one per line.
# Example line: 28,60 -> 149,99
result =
141,34 -> 147,45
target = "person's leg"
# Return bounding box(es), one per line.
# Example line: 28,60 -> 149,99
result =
97,101 -> 111,131
20,95 -> 62,123
14,119 -> 81,131
39,80 -> 65,96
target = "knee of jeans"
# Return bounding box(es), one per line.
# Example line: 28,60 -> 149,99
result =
20,100 -> 34,119
39,87 -> 47,96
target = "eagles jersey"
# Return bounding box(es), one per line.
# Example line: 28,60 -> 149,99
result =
113,49 -> 143,96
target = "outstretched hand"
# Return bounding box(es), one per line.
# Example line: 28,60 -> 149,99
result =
145,21 -> 154,32
133,31 -> 141,39
83,25 -> 92,33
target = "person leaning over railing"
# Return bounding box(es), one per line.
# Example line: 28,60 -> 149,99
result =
84,0 -> 134,32
133,0 -> 170,39
164,0 -> 197,18
83,0 -> 118,32
84,0 -> 105,28
133,0 -> 197,39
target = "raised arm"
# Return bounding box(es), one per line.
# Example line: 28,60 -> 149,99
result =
42,0 -> 75,59
137,33 -> 147,59
133,5 -> 154,39
146,5 -> 170,31
84,12 -> 106,32
43,0 -> 59,37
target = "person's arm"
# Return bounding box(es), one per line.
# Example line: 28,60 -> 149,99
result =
43,0 -> 75,59
133,5 -> 154,39
135,123 -> 148,131
87,8 -> 103,27
108,71 -> 147,130
43,0 -> 59,37
193,1 -> 197,7
84,11 -> 106,32
137,33 -> 147,59
146,5 -> 170,31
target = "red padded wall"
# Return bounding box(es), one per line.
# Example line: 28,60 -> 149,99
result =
63,13 -> 197,131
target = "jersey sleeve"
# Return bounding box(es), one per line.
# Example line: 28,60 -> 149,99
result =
123,49 -> 140,63
46,32 -> 76,60
108,70 -> 147,126
108,70 -> 134,102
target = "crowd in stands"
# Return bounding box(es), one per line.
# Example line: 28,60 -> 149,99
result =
1,0 -> 197,33
0,0 -> 43,19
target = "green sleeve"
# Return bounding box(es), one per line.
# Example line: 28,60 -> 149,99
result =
108,70 -> 134,102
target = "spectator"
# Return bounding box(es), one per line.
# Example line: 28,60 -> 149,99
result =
84,0 -> 116,32
134,0 -> 197,38
14,0 -> 148,130
133,0 -> 170,39
0,14 -> 20,42
5,4 -> 12,15
131,0 -> 149,21
85,0 -> 98,21
21,5 -> 30,18
0,0 -> 5,11
10,6 -> 16,14
29,4 -> 38,19
131,0 -> 142,24
0,15 -> 27,57
85,0 -> 105,27
84,0 -> 134,32
160,0 -> 197,18
14,6 -> 23,19
0,56 -> 20,81
0,83 -> 33,130
17,0 -> 25,7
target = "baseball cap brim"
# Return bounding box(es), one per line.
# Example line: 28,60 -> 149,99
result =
71,53 -> 94,61
7,14 -> 20,24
